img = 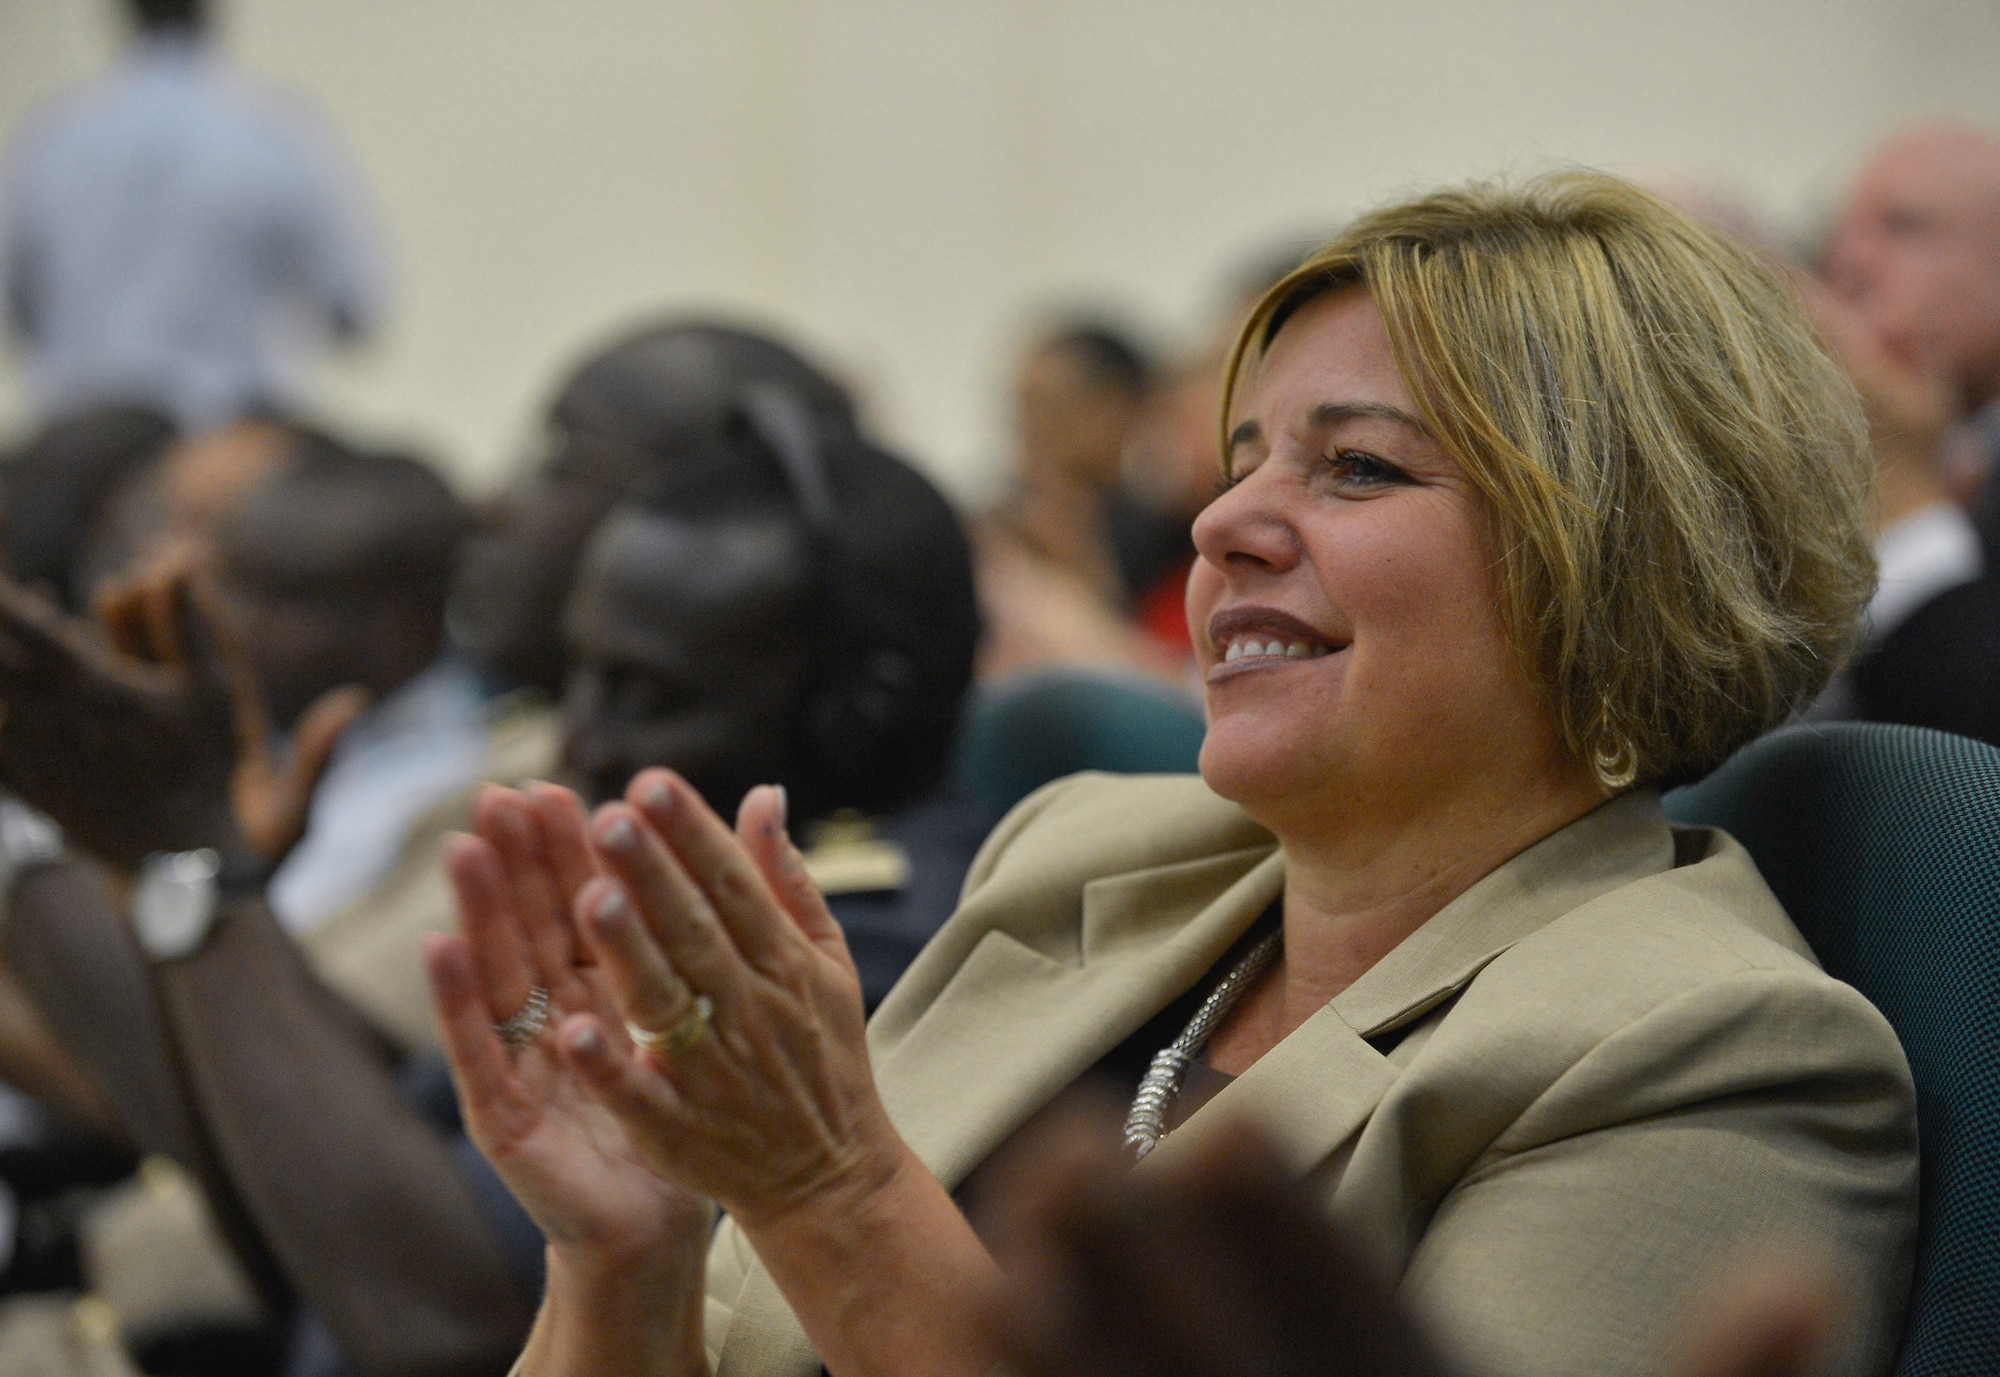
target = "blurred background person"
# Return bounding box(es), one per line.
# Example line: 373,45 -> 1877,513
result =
213,447 -> 478,940
559,411 -> 984,1009
974,319 -> 1189,683
1813,122 -> 2000,744
1,404 -> 176,613
990,323 -> 1158,605
451,320 -> 860,701
1,0 -> 384,430
1114,358 -> 1215,662
78,416 -> 303,591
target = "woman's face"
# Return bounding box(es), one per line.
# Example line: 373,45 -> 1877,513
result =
1188,288 -> 1575,836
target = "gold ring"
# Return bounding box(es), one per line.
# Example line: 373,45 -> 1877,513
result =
627,995 -> 714,1059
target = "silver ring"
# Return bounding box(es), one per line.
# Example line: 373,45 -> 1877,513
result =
494,985 -> 550,1048
626,995 -> 714,1060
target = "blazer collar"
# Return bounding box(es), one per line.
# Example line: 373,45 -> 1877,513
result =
1329,787 -> 1673,1037
872,787 -> 1674,1187
1144,787 -> 1676,1180
871,841 -> 1284,1191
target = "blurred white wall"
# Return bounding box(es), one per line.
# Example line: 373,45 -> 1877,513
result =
5,0 -> 2000,501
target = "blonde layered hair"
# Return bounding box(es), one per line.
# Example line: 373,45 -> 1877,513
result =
1224,172 -> 1876,789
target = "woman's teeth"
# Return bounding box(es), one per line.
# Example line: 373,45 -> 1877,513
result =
1221,638 -> 1331,663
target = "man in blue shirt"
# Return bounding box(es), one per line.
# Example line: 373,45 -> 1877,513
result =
2,0 -> 384,428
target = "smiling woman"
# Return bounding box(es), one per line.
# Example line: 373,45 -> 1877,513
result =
428,172 -> 1917,1377
1221,179 -> 1875,796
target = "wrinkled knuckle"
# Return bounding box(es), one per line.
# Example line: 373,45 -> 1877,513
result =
712,863 -> 760,908
717,1023 -> 758,1064
768,947 -> 814,992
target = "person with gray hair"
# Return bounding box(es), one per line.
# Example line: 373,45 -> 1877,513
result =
1817,121 -> 2000,745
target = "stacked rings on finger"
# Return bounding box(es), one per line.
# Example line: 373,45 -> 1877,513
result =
628,994 -> 715,1060
495,985 -> 551,1047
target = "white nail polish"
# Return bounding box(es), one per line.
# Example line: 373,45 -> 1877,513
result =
603,818 -> 636,851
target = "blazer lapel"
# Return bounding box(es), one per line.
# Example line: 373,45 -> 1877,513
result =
875,843 -> 1284,1191
1140,1001 -> 1397,1178
1142,790 -> 1678,1183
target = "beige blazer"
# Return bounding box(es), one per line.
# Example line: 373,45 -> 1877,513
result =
701,773 -> 1919,1377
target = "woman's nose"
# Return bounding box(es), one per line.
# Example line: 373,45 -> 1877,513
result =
1190,466 -> 1300,578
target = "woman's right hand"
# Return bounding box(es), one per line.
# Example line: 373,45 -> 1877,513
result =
425,782 -> 715,1274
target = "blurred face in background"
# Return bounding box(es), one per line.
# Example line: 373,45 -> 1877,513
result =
215,461 -> 458,730
1013,342 -> 1141,492
218,579 -> 391,729
1122,359 -> 1225,519
559,508 -> 818,811
78,421 -> 297,599
1823,125 -> 2000,409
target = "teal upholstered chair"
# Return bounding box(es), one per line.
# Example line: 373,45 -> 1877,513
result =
951,669 -> 1206,818
1664,723 -> 2000,1377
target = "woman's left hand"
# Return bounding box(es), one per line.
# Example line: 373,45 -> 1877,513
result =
559,769 -> 906,1229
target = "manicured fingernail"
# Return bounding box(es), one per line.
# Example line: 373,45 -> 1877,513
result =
599,817 -> 637,851
594,887 -> 629,925
571,1025 -> 600,1054
774,784 -> 788,831
642,778 -> 672,812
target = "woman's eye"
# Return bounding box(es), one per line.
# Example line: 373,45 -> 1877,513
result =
1325,450 -> 1407,488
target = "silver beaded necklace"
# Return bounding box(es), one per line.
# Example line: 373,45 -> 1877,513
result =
1121,928 -> 1284,1161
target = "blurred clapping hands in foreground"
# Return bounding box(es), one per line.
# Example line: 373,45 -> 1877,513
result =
981,1104 -> 1842,1377
0,555 -> 363,872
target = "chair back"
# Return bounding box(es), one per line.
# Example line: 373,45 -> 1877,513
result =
1665,723 -> 2000,1377
951,669 -> 1206,817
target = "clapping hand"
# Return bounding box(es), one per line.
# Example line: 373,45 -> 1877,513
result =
435,772 -> 994,1377
426,782 -> 715,1265
0,559 -> 365,871
427,782 -> 723,1375
0,563 -> 246,870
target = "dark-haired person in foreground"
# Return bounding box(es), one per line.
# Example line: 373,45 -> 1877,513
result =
453,320 -> 862,700
981,1107 -> 1848,1377
433,175 -> 1915,1377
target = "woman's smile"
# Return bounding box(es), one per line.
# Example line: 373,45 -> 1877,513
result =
1205,604 -> 1344,682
